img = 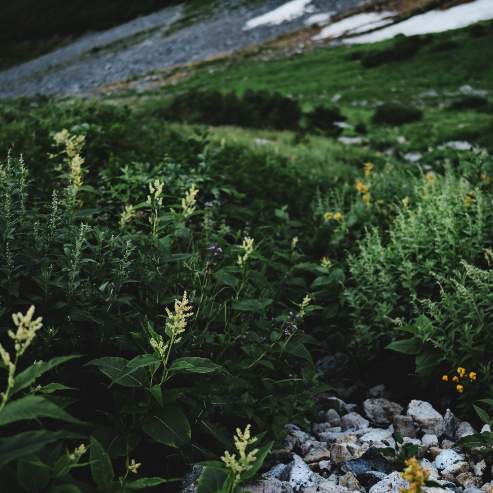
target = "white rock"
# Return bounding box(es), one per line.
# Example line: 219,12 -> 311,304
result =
407,400 -> 444,436
420,458 -> 439,480
363,399 -> 403,426
441,461 -> 469,480
286,455 -> 322,491
341,412 -> 369,431
325,409 -> 342,427
241,479 -> 294,493
474,460 -> 487,477
422,434 -> 439,448
434,449 -> 465,470
456,421 -> 476,439
369,471 -> 409,493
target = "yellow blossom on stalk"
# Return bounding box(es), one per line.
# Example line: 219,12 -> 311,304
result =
457,367 -> 466,378
364,162 -> 374,176
149,336 -> 169,359
291,236 -> 299,251
464,192 -> 475,207
452,375 -> 459,382
469,371 -> 477,381
9,305 -> 43,356
128,459 -> 141,474
147,178 -> 164,206
321,257 -> 332,269
68,444 -> 87,462
456,384 -> 464,393
401,457 -> 429,493
324,211 -> 344,222
119,204 -> 136,228
165,292 -> 193,343
362,192 -> 371,205
355,179 -> 368,195
237,236 -> 255,268
441,375 -> 448,382
299,294 -> 312,318
221,425 -> 259,486
425,172 -> 436,184
181,184 -> 199,218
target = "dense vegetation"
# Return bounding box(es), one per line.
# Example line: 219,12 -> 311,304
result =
2,19 -> 493,493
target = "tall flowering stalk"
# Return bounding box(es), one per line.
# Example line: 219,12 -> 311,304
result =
147,178 -> 164,237
237,236 -> 254,269
0,306 -> 43,413
181,184 -> 199,218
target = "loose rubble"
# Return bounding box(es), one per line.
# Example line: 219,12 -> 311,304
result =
236,389 -> 487,493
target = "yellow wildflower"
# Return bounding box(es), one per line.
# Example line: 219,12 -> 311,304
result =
362,192 -> 371,205
221,425 -> 259,486
181,184 -> 199,218
425,172 -> 436,184
456,384 -> 464,393
128,459 -> 142,474
119,204 -> 136,228
299,294 -> 312,318
401,457 -> 429,493
355,179 -> 369,195
441,375 -> 448,382
321,257 -> 332,269
165,292 -> 193,343
237,236 -> 255,268
469,371 -> 477,381
364,162 -> 374,176
457,367 -> 466,378
452,376 -> 459,382
464,192 -> 475,207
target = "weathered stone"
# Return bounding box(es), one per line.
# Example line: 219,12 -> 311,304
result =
303,482 -> 350,493
363,399 -> 403,426
319,396 -> 350,415
264,464 -> 288,480
407,400 -> 444,436
463,487 -> 484,493
285,424 -> 312,447
422,434 -> 439,448
358,471 -> 387,489
474,460 -> 486,477
330,443 -> 355,463
456,472 -> 482,488
341,412 -> 369,431
325,409 -> 342,427
304,444 -> 331,463
313,422 -> 336,437
456,421 -> 476,440
285,454 -> 323,491
241,479 -> 294,493
369,471 -> 409,493
441,461 -> 469,481
393,415 -> 417,438
443,409 -> 460,440
342,448 -> 395,478
368,384 -> 387,399
441,440 -> 455,450
434,449 -> 466,470
338,472 -> 360,491
420,458 -> 439,480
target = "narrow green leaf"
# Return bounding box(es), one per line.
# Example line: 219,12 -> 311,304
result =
90,437 -> 114,491
142,405 -> 191,448
169,357 -> 223,376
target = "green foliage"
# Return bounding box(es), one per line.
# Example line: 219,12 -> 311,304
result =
372,102 -> 423,125
361,34 -> 423,68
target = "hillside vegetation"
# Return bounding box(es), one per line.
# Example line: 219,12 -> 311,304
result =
1,17 -> 493,493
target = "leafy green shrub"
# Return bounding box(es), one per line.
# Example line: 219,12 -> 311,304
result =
372,102 -> 423,125
361,35 -> 423,68
449,95 -> 490,111
161,90 -> 302,131
305,105 -> 344,136
345,164 -> 493,377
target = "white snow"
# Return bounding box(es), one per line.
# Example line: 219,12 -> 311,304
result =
305,12 -> 333,26
244,0 -> 315,30
345,0 -> 493,44
314,11 -> 395,40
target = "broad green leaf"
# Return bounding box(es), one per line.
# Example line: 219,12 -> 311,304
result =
13,355 -> 81,395
142,405 -> 191,448
0,396 -> 83,426
233,298 -> 273,312
126,354 -> 161,370
214,269 -> 239,289
169,357 -> 223,376
386,338 -> 421,355
415,351 -> 439,377
47,485 -> 82,493
88,357 -> 145,387
196,466 -> 228,493
125,477 -> 180,490
0,431 -> 65,467
18,456 -> 51,493
474,405 -> 491,425
90,437 -> 114,491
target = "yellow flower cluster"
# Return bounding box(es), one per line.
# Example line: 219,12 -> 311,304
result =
128,458 -> 142,474
52,129 -> 86,206
464,192 -> 475,208
237,236 -> 255,268
321,256 -> 332,269
400,457 -> 429,493
147,178 -> 164,207
221,425 -> 259,486
356,179 -> 370,205
441,366 -> 477,393
324,211 -> 344,222
0,306 -> 43,412
298,294 -> 312,318
165,291 -> 193,343
364,162 -> 374,177
181,184 -> 199,218
68,444 -> 87,462
119,204 -> 136,228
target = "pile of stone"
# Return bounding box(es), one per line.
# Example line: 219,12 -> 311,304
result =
240,387 -> 492,493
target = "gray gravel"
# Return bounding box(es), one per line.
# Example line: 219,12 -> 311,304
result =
0,0 -> 366,98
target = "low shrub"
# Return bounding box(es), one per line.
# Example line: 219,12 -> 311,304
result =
449,95 -> 490,111
372,102 -> 423,125
361,35 -> 423,68
305,105 -> 344,136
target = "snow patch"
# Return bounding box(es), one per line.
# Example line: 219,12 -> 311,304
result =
244,0 -> 315,30
345,0 -> 493,44
305,12 -> 333,26
314,11 -> 395,40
